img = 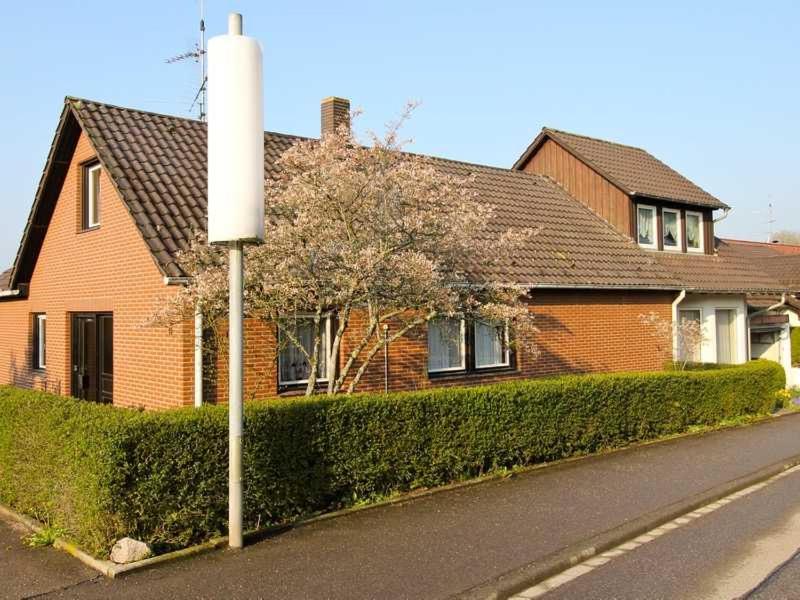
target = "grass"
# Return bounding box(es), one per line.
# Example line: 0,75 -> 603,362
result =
24,525 -> 67,548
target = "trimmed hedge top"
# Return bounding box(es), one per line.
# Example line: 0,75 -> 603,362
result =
0,360 -> 785,557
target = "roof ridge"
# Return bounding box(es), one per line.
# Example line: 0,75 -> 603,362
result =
543,127 -> 648,153
66,96 -> 313,142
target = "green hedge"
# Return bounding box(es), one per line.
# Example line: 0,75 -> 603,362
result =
0,360 -> 785,557
792,327 -> 800,367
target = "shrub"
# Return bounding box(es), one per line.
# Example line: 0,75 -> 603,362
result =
792,327 -> 800,367
0,360 -> 785,557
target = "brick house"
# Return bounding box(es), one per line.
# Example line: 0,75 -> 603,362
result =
0,97 -> 795,409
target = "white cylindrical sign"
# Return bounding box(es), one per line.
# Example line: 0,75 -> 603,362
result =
207,26 -> 265,243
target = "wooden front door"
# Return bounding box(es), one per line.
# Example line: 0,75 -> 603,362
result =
71,313 -> 113,403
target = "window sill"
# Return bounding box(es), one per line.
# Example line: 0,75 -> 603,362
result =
278,381 -> 329,395
78,225 -> 101,234
428,366 -> 517,380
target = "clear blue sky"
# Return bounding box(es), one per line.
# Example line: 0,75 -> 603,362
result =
1,0 -> 798,268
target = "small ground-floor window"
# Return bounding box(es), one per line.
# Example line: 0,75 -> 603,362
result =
32,313 -> 46,369
428,317 -> 512,376
715,309 -> 737,364
474,320 -> 510,368
678,309 -> 702,362
278,317 -> 331,385
428,317 -> 466,373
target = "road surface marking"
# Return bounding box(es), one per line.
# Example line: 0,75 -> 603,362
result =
510,464 -> 800,600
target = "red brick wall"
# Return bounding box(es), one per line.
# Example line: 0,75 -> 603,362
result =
205,289 -> 674,402
0,132 -> 194,410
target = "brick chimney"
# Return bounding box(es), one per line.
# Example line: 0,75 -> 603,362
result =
320,96 -> 350,137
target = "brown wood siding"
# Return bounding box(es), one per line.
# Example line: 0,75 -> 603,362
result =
523,139 -> 632,236
704,209 -> 715,255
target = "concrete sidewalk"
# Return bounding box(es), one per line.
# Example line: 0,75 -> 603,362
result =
11,413 -> 800,600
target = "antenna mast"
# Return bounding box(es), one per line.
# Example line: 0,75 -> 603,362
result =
166,0 -> 208,121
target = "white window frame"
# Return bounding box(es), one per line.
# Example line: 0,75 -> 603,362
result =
677,308 -> 702,362
86,163 -> 101,228
35,313 -> 46,369
685,210 -> 704,253
636,204 -> 658,250
427,318 -> 466,374
714,307 -> 738,364
661,207 -> 682,252
277,315 -> 332,386
474,320 -> 511,369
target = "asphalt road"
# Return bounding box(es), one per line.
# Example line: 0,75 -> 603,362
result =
0,518 -> 97,600
6,414 -> 800,600
522,466 -> 800,599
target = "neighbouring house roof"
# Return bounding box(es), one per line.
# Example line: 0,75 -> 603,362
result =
723,239 -> 800,292
8,97 -> 684,292
747,294 -> 800,313
651,239 -> 790,294
0,268 -> 10,291
723,238 -> 800,256
513,128 -> 729,210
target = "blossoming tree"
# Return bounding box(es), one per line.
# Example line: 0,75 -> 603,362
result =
155,107 -> 538,395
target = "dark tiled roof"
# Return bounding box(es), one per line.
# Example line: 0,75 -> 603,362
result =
0,268 -> 10,291
59,98 -> 679,289
514,128 -> 728,210
71,98 -> 305,278
651,239 -> 789,294
423,158 -> 680,288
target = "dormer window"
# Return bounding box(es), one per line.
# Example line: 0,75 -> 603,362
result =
662,208 -> 681,251
636,205 -> 657,249
686,211 -> 704,253
82,162 -> 101,229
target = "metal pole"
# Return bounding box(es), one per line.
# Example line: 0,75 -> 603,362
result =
228,241 -> 244,548
194,306 -> 203,407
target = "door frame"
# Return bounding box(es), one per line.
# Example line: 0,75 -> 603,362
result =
70,312 -> 113,403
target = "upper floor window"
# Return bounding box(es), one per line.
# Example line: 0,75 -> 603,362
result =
33,313 -> 46,369
83,162 -> 101,229
637,205 -> 657,249
685,211 -> 704,253
662,208 -> 681,251
278,316 -> 331,385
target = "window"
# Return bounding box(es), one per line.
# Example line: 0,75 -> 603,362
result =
474,320 -> 510,369
637,205 -> 657,249
428,318 -> 514,375
686,211 -> 704,253
83,162 -> 101,229
678,309 -> 702,363
278,317 -> 331,385
33,313 -> 46,369
715,309 -> 737,364
662,208 -> 681,251
428,318 -> 465,373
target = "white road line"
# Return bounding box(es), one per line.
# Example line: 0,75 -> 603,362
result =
509,464 -> 800,600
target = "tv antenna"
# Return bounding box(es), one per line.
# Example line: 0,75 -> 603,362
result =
752,198 -> 776,242
166,0 -> 207,121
